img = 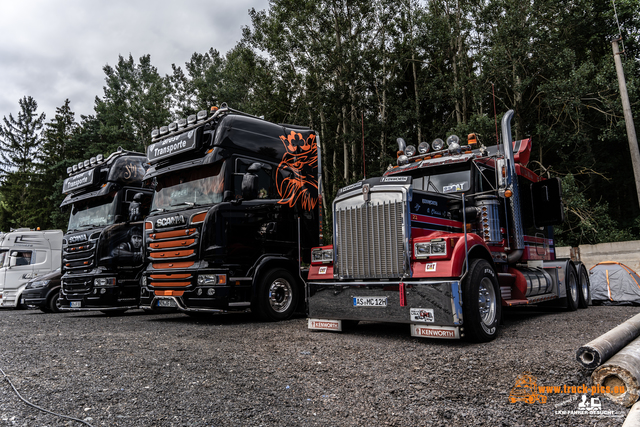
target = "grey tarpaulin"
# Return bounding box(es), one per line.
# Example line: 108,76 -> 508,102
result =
590,262 -> 640,306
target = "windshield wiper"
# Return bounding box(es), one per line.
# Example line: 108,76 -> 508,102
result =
170,202 -> 195,207
149,208 -> 165,214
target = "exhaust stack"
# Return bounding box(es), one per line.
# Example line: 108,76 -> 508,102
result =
501,110 -> 525,263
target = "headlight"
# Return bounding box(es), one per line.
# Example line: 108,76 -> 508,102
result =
141,276 -> 147,288
432,138 -> 445,151
312,248 -> 333,264
405,145 -> 416,157
414,239 -> 448,259
418,142 -> 430,154
94,277 -> 116,287
197,274 -> 227,285
26,280 -> 49,289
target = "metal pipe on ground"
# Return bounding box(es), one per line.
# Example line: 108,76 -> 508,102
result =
576,313 -> 640,369
622,401 -> 640,427
591,336 -> 640,407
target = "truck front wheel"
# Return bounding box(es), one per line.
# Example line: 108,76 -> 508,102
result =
253,269 -> 299,321
462,259 -> 501,342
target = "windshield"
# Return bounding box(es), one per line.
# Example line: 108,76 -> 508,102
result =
412,169 -> 471,194
151,162 -> 225,212
68,194 -> 118,231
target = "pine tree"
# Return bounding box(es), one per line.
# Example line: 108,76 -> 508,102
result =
0,96 -> 46,230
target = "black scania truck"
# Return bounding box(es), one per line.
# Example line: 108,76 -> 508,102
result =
59,149 -> 153,313
139,104 -> 321,320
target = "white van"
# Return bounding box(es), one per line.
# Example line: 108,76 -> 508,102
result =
0,229 -> 63,308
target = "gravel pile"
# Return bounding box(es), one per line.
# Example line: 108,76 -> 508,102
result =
0,305 -> 637,426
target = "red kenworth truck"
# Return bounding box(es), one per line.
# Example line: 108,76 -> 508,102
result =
307,110 -> 590,342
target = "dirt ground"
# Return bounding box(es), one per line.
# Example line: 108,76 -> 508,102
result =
0,304 -> 638,426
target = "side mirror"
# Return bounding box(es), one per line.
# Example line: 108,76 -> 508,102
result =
9,256 -> 16,268
241,163 -> 264,201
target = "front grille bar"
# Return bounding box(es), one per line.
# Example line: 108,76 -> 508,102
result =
335,197 -> 406,279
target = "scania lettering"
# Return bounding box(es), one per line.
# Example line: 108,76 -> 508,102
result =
308,110 -> 589,342
140,104 -> 321,321
59,149 -> 153,313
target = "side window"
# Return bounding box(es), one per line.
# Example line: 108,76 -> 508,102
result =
234,158 -> 275,200
11,251 -> 33,266
477,166 -> 496,192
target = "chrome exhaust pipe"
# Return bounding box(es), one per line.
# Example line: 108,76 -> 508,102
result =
502,110 -> 524,263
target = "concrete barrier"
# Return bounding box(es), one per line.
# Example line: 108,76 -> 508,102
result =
557,240 -> 640,272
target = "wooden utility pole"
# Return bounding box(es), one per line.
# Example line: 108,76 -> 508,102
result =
612,37 -> 640,210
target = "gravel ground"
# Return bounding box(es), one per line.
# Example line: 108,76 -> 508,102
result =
0,305 -> 638,426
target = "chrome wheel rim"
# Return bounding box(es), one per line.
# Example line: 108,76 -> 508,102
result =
268,278 -> 292,313
580,271 -> 588,301
478,277 -> 497,326
569,272 -> 578,302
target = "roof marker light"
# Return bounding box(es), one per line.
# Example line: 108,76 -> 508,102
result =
151,128 -> 159,138
178,118 -> 187,128
97,154 -> 104,163
168,122 -> 178,132
77,162 -> 84,170
72,165 -> 78,172
187,114 -> 197,124
84,160 -> 90,168
67,167 -> 73,174
197,110 -> 207,121
90,157 -> 97,166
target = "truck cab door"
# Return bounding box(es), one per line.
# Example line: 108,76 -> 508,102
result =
530,178 -> 564,227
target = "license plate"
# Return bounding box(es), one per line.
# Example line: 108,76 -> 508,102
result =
353,297 -> 387,307
70,301 -> 81,308
157,299 -> 176,308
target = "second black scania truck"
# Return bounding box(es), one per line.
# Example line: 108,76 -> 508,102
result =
59,149 -> 153,313
139,104 -> 321,320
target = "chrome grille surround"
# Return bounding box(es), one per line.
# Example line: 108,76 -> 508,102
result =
333,189 -> 409,279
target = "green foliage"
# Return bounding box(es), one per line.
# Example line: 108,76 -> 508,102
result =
2,0 -> 640,243
555,174 -> 635,246
0,96 -> 47,230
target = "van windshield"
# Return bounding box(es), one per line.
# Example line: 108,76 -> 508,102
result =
151,163 -> 225,212
68,195 -> 118,231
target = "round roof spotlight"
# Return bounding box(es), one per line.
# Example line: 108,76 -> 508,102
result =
447,135 -> 461,154
405,145 -> 416,157
397,155 -> 409,166
432,138 -> 445,151
418,142 -> 430,154
446,134 -> 460,147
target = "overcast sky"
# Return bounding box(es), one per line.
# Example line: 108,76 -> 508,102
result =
0,0 -> 270,125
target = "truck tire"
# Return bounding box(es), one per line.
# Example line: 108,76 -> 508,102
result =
253,268 -> 299,321
577,263 -> 590,309
462,259 -> 501,342
565,264 -> 579,311
47,290 -> 62,313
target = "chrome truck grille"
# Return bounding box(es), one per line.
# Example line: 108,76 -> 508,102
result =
334,196 -> 407,279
